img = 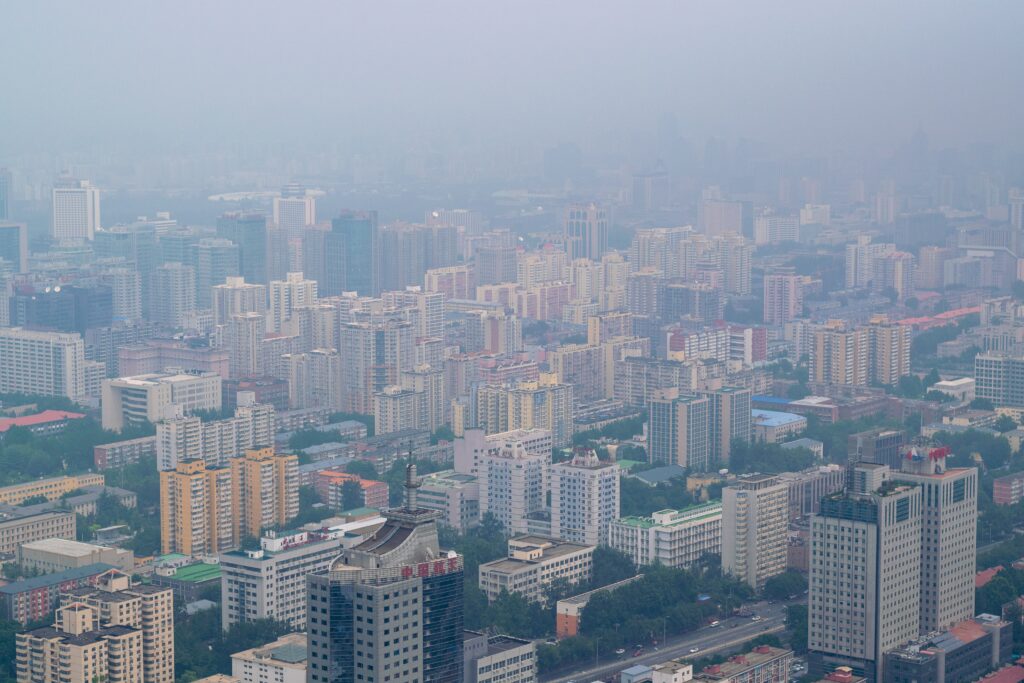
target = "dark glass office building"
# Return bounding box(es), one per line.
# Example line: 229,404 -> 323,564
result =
307,465 -> 463,683
324,211 -> 379,296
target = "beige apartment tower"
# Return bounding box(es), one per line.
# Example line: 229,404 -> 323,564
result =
721,474 -> 788,589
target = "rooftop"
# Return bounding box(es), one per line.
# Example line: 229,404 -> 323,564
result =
486,635 -> 533,655
752,409 -> 807,427
0,410 -> 85,433
19,538 -> 114,557
171,563 -> 221,583
615,502 -> 723,529
0,563 -> 116,594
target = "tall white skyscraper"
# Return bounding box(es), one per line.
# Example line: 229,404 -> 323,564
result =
0,327 -> 86,400
268,272 -> 317,333
52,178 -> 100,242
212,276 -> 267,326
721,474 -> 788,589
563,202 -> 608,261
273,184 -> 316,236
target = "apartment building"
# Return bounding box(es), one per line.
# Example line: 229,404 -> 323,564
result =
231,633 -> 307,683
102,370 -> 222,431
0,327 -> 87,401
0,474 -> 104,505
721,474 -> 788,589
478,536 -> 594,604
0,511 -> 77,555
608,502 -> 722,569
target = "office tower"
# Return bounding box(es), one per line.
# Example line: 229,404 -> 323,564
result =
213,277 -> 267,326
0,221 -> 28,272
340,319 -> 414,414
916,246 -> 953,290
149,262 -> 196,328
17,602 -> 145,683
763,272 -> 804,325
229,448 -> 299,540
227,312 -> 266,379
476,245 -> 518,285
866,318 -> 911,386
1010,188 -> 1024,231
808,464 -> 923,682
810,321 -> 870,386
374,385 -> 425,435
896,447 -> 977,632
716,234 -> 753,295
192,238 -> 240,308
379,223 -> 459,293
0,168 -> 10,220
273,184 -> 315,236
52,178 -> 100,242
647,389 -> 710,470
324,210 -> 379,296
550,449 -> 619,546
563,202 -> 608,261
0,328 -> 86,400
268,271 -> 317,333
975,353 -> 1024,407
217,212 -> 269,284
426,207 -> 484,234
608,502 -> 722,569
306,465 -> 464,683
101,370 -> 222,431
94,223 -> 160,313
60,570 -> 175,683
401,364 -> 446,432
847,428 -> 905,469
700,387 -> 752,468
159,459 -> 236,556
479,441 -> 549,535
721,474 -> 788,590
99,268 -> 143,321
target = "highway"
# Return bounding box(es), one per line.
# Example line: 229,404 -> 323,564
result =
543,600 -> 791,683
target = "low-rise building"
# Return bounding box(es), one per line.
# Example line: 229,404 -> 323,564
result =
0,410 -> 86,439
93,435 -> 157,470
555,575 -> 644,639
463,631 -> 537,683
315,471 -> 389,511
752,409 -> 806,443
0,563 -> 116,624
219,529 -> 341,631
931,377 -> 976,403
0,473 -> 105,505
231,633 -> 307,683
994,472 -> 1024,506
18,538 -> 134,574
151,561 -> 222,604
478,536 -> 594,604
608,503 -> 722,569
780,437 -> 824,460
693,645 -> 793,682
883,614 -> 1012,683
0,511 -> 76,555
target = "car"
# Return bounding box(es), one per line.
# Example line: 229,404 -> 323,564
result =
751,615 -> 762,622
689,647 -> 700,654
632,650 -> 643,658
615,648 -> 626,656
709,620 -> 720,627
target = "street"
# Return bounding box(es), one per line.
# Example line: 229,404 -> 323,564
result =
543,600 -> 791,683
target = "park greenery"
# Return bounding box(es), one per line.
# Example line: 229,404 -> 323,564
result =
729,441 -> 816,475
174,605 -> 292,682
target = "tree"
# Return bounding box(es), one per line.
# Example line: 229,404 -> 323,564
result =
345,460 -> 379,480
785,604 -> 808,654
786,383 -> 810,400
923,368 -> 941,388
971,397 -> 995,410
763,570 -> 807,601
340,480 -> 364,511
730,440 -> 816,474
431,426 -> 455,444
589,547 -> 636,588
996,415 -> 1018,433
977,575 -> 1017,615
897,374 -> 924,399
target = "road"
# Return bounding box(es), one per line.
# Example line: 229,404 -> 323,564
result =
543,600 -> 791,683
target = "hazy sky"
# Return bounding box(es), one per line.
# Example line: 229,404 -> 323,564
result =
3,1 -> 1022,158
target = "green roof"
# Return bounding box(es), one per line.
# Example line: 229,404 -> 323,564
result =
615,459 -> 644,471
615,501 -> 723,529
155,553 -> 187,563
173,563 -> 221,583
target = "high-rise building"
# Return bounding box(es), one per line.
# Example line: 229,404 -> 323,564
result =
506,378 -> 574,448
916,246 -> 953,290
340,319 -> 414,414
192,238 -> 240,308
150,262 -> 197,328
400,364 -> 446,433
753,213 -> 798,244
306,464 -> 464,683
268,272 -> 317,333
159,459 -> 236,556
227,313 -> 266,379
872,251 -> 916,301
647,389 -> 710,470
721,474 -> 788,590
324,210 -> 379,296
374,385 -> 426,435
0,168 -> 11,220
763,272 -> 804,325
895,446 -> 977,633
383,287 -> 445,338
808,464 -> 923,682
59,570 -> 175,683
0,328 -> 86,401
424,265 -> 474,300
866,318 -> 911,386
220,529 -> 340,631
700,387 -> 752,468
0,221 -> 28,272
217,212 -> 269,284
550,449 -> 619,546
52,178 -> 100,242
1009,188 -> 1024,231
810,321 -> 870,386
475,245 -> 518,285
273,185 -> 316,236
229,447 -> 299,541
379,223 -> 458,292
844,236 -> 895,289
213,277 -> 267,326
479,441 -> 549,536
563,202 -> 608,261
